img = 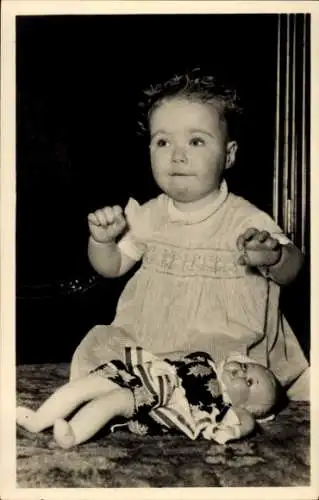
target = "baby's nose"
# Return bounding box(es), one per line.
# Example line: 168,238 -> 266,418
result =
172,146 -> 187,163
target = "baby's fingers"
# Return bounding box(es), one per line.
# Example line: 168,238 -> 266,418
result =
236,227 -> 259,250
88,212 -> 100,226
113,205 -> 123,218
256,230 -> 270,243
103,207 -> 118,225
88,207 -> 117,227
264,236 -> 280,250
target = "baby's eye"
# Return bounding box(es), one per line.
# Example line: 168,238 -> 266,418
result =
189,137 -> 205,147
156,138 -> 169,147
246,378 -> 253,387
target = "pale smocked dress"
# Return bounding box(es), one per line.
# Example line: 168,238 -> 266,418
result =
70,181 -> 309,395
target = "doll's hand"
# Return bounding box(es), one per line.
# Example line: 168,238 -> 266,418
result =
237,228 -> 282,268
88,205 -> 127,243
205,424 -> 240,444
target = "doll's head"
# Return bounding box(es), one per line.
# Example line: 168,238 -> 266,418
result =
220,360 -> 280,418
138,68 -> 243,208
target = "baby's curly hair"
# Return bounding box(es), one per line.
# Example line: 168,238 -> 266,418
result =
138,67 -> 243,140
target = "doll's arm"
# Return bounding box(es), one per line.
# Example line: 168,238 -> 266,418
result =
202,406 -> 256,444
231,406 -> 256,438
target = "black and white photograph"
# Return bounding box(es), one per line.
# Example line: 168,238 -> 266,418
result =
1,1 -> 318,498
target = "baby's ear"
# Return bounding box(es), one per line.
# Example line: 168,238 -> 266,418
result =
225,141 -> 238,169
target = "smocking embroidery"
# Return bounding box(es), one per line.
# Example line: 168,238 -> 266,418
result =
142,242 -> 246,278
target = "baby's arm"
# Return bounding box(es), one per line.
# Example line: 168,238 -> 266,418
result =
88,237 -> 136,278
237,228 -> 304,286
88,205 -> 136,277
260,240 -> 303,286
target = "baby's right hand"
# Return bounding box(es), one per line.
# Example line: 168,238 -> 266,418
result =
88,205 -> 127,243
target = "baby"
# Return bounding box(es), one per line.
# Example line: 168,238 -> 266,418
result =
16,350 -> 282,447
70,68 -> 308,397
17,67 -> 309,447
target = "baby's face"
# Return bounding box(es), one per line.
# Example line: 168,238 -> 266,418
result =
221,361 -> 277,416
149,97 -> 237,206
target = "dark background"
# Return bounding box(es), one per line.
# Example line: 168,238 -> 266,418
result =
16,14 -> 310,364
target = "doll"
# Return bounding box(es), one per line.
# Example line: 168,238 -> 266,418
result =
17,349 -> 281,448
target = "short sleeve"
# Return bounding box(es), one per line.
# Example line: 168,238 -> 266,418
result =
118,232 -> 145,261
118,196 -> 163,261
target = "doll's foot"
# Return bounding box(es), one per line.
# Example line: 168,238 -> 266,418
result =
53,418 -> 76,449
16,406 -> 40,433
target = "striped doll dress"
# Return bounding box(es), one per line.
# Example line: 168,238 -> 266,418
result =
91,347 -> 241,443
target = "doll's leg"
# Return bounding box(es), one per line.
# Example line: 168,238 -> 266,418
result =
16,373 -> 119,433
53,387 -> 134,448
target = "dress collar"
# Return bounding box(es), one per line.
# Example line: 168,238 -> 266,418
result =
167,180 -> 228,224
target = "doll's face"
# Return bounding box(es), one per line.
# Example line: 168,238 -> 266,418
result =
221,361 -> 277,416
149,97 -> 237,207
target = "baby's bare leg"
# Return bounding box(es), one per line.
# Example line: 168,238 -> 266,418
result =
16,373 -> 119,433
53,387 -> 134,448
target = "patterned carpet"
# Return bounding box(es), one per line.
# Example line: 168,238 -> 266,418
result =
16,363 -> 310,488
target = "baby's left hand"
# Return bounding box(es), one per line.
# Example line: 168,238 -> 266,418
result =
237,228 -> 282,268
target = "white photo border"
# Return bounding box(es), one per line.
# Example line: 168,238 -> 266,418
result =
1,1 -> 318,499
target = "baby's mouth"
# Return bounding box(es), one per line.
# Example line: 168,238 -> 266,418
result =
170,172 -> 193,177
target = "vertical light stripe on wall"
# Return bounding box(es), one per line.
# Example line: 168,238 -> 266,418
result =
301,14 -> 308,254
273,14 -> 281,226
273,13 -> 309,253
